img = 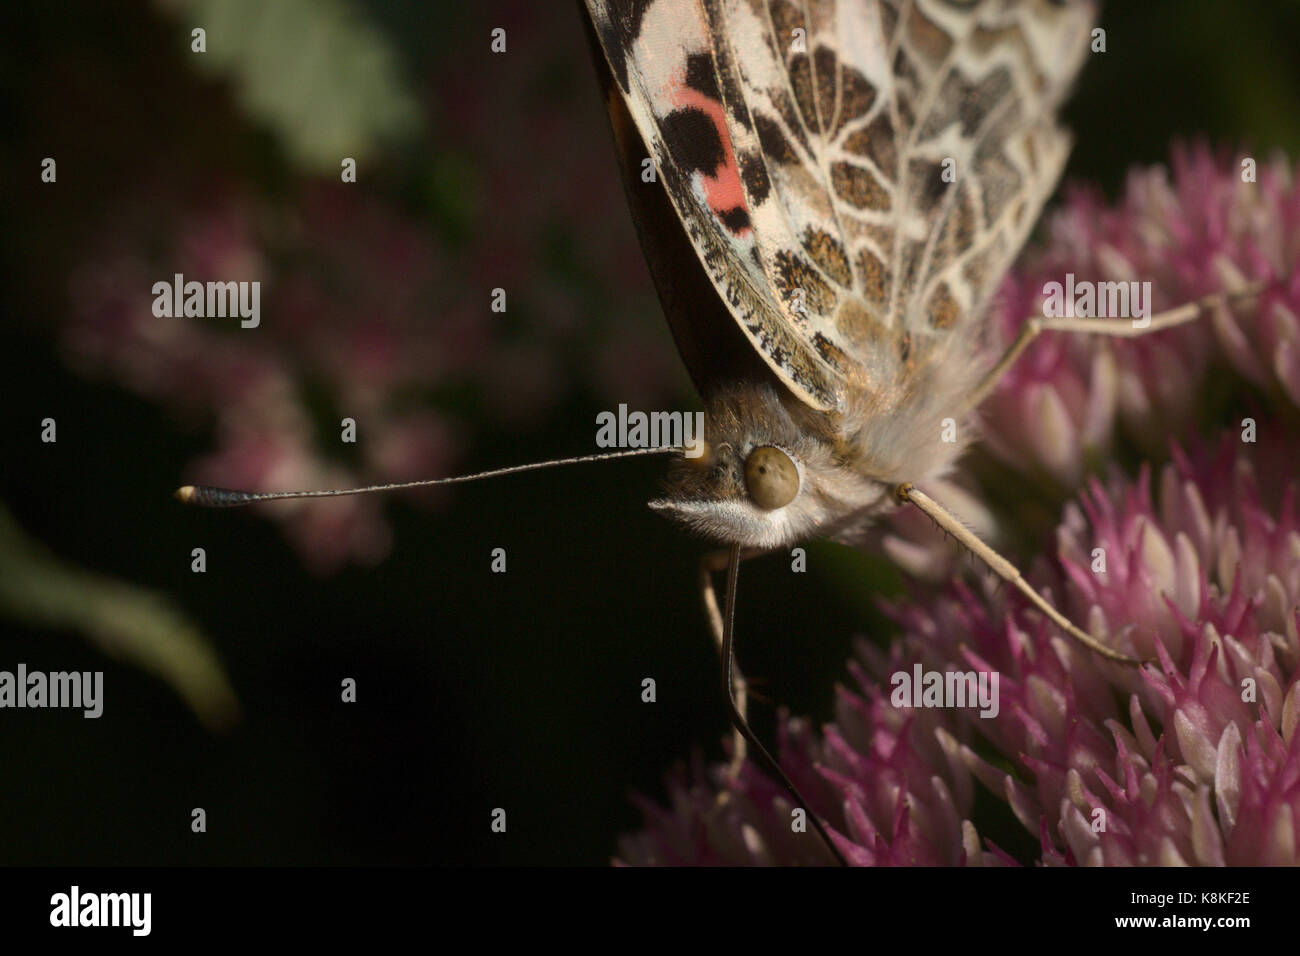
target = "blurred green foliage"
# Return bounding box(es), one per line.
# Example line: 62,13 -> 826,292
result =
172,0 -> 421,172
0,505 -> 238,730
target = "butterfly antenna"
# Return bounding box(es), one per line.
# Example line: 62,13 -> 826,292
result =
720,542 -> 849,867
174,446 -> 680,508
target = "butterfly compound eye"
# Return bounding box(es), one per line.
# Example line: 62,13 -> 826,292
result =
744,446 -> 799,510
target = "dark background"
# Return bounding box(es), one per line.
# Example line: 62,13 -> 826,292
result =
2,0 -> 1299,865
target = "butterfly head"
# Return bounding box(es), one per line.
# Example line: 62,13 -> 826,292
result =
649,384 -> 890,549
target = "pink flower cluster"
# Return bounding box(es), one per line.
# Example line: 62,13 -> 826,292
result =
982,145 -> 1300,484
623,441 -> 1300,866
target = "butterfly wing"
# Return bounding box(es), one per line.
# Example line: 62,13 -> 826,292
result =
584,0 -> 1095,409
581,9 -> 790,403
863,0 -> 1096,350
584,0 -> 849,411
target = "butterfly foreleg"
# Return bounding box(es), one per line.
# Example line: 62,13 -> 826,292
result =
894,483 -> 1143,665
965,277 -> 1269,412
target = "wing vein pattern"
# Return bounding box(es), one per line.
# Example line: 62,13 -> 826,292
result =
583,0 -> 1096,414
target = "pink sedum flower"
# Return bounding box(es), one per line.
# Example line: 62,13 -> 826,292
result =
622,436 -> 1300,866
982,145 -> 1300,482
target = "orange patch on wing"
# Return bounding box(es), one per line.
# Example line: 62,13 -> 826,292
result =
672,85 -> 751,236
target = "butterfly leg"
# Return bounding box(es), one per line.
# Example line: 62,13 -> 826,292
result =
966,276 -> 1268,411
894,482 -> 1143,665
700,546 -> 769,773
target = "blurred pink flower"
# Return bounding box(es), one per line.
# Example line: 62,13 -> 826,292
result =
62,2 -> 681,572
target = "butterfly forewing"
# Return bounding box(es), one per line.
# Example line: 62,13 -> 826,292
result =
584,0 -> 848,411
584,0 -> 1095,417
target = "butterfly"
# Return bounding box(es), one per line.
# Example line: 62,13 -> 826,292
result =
178,0 -> 1263,863
582,0 -> 1101,545
561,0 -> 1115,861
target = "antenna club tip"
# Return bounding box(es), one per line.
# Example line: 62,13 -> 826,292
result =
174,485 -> 198,504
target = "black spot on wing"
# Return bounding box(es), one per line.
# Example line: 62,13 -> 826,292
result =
684,52 -> 721,101
831,161 -> 891,211
833,65 -> 877,137
754,113 -> 799,166
813,332 -> 849,371
801,227 -> 851,288
718,207 -> 751,233
661,107 -> 726,176
596,0 -> 656,91
789,53 -> 819,134
738,149 -> 771,204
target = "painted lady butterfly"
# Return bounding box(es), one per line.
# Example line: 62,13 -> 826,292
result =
178,0 -> 1264,863
583,0 -> 1095,552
